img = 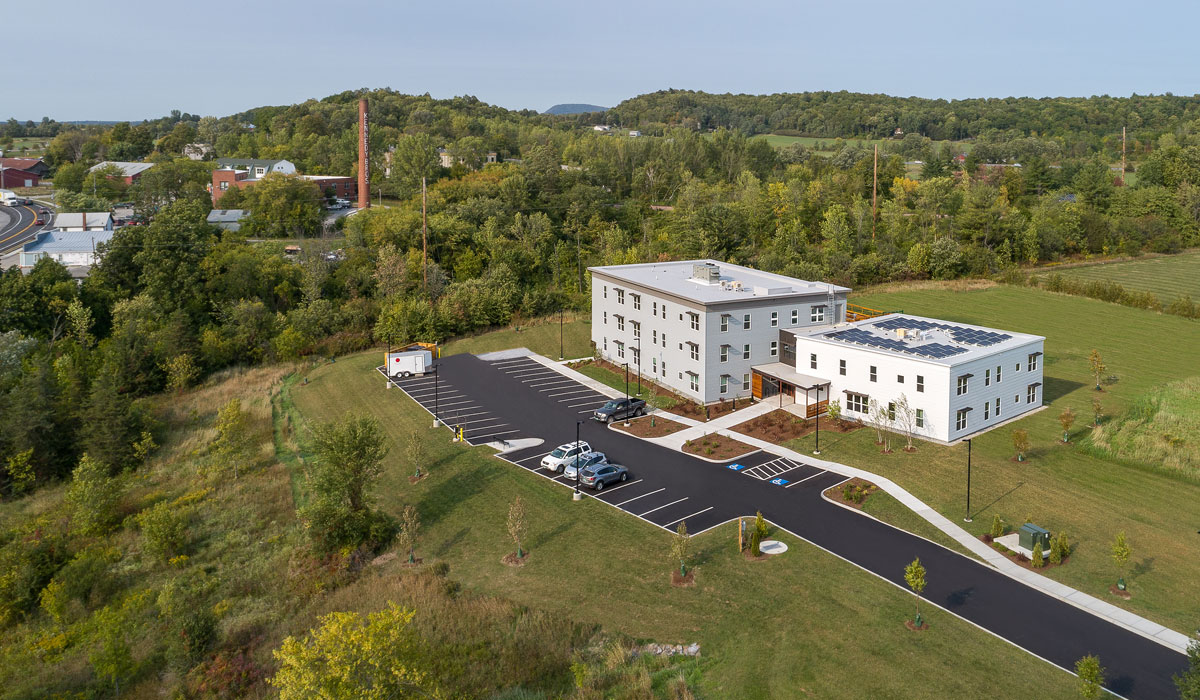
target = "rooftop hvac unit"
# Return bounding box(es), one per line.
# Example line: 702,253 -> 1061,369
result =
730,280 -> 744,291
894,328 -> 908,340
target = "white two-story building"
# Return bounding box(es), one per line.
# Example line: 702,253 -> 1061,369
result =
589,260 -> 850,405
785,314 -> 1045,443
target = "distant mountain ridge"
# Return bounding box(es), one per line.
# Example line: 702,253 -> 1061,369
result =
544,103 -> 608,115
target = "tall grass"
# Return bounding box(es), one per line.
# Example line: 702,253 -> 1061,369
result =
1088,377 -> 1200,473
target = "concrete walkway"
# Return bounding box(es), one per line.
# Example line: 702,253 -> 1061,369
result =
519,355 -> 1191,653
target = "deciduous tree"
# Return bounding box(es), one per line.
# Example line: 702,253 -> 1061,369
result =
301,413 -> 391,552
1111,531 -> 1131,590
1088,349 -> 1107,391
1075,654 -> 1105,699
507,496 -> 527,559
1012,429 -> 1030,461
904,557 -> 926,626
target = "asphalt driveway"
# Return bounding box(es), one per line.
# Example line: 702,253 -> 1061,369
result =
385,353 -> 1189,698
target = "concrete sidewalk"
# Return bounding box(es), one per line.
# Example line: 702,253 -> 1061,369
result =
519,354 -> 1192,653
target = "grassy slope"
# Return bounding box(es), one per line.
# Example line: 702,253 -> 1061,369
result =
1055,250 -> 1200,300
440,316 -> 593,360
291,351 -> 1079,699
783,283 -> 1200,633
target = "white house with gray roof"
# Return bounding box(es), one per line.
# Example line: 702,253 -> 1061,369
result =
589,260 -> 849,405
19,229 -> 113,272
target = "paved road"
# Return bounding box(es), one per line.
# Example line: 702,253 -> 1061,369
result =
388,353 -> 1189,698
0,203 -> 49,255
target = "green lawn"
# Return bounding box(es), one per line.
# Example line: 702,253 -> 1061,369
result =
752,134 -> 974,158
571,360 -> 684,410
289,350 -> 1081,698
440,315 -> 593,360
781,284 -> 1200,634
6,137 -> 48,157
1055,250 -> 1200,301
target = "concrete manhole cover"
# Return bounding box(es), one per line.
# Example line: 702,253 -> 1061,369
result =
760,540 -> 787,555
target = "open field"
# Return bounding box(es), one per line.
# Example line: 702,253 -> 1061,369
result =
752,133 -> 974,157
777,284 -> 1200,633
1054,249 -> 1200,301
4,137 -> 48,157
290,350 -> 1081,698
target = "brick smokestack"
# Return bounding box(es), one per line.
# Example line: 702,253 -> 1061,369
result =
358,97 -> 370,209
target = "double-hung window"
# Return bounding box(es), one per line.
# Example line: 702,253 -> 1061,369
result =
916,409 -> 925,428
985,369 -> 991,387
916,375 -> 924,393
631,293 -> 641,310
995,397 -> 1001,417
616,289 -> 624,305
652,329 -> 657,344
720,376 -> 728,394
1027,384 -> 1038,403
791,309 -> 799,325
996,365 -> 1002,383
603,311 -> 607,325
1028,353 -> 1039,371
720,315 -> 729,332
689,343 -> 699,361
742,343 -> 751,359
956,409 -> 968,431
632,321 -> 640,339
720,345 -> 729,363
984,402 -> 990,420
652,301 -> 657,316
743,313 -> 751,330
616,341 -> 625,359
689,312 -> 700,331
742,373 -> 751,391
688,372 -> 699,392
770,341 -> 778,357
869,366 -> 877,383
810,353 -> 818,370
616,315 -> 624,331
810,305 -> 825,323
956,375 -> 969,396
839,359 -> 846,376
770,311 -> 778,327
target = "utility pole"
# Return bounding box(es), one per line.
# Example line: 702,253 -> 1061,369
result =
964,438 -> 973,523
421,176 -> 428,296
1121,126 -> 1126,186
871,144 -> 878,242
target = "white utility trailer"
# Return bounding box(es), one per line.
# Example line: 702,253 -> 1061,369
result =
385,349 -> 432,378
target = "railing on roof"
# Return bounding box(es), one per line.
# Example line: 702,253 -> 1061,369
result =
845,303 -> 899,322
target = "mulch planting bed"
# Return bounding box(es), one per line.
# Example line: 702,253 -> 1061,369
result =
824,478 -> 878,510
501,552 -> 529,567
742,549 -> 771,562
670,570 -> 695,587
979,535 -> 1071,571
682,433 -> 756,460
905,620 -> 930,632
611,415 -> 688,438
1109,584 -> 1132,600
731,409 -> 863,443
572,359 -> 743,421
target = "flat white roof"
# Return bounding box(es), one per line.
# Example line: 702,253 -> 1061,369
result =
794,313 -> 1043,366
588,259 -> 849,306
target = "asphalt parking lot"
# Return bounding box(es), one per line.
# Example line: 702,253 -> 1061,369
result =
381,352 -> 1189,697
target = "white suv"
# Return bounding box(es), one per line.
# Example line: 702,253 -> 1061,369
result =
541,441 -> 592,473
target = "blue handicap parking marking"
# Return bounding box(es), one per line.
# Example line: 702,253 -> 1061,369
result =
770,478 -> 789,486
726,463 -> 745,471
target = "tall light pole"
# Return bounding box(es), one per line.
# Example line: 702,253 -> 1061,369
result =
623,362 -> 631,426
964,438 -> 973,523
574,419 -> 584,496
432,364 -> 441,428
559,307 -> 564,360
636,334 -> 642,396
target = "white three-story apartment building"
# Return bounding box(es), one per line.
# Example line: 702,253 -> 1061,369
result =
589,260 -> 850,405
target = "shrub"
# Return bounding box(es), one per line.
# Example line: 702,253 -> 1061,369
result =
990,514 -> 1005,538
750,529 -> 762,557
1049,535 -> 1063,565
137,501 -> 190,561
754,512 -> 768,539
432,561 -> 450,578
1032,542 -> 1045,568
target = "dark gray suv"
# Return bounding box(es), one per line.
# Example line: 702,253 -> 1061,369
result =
580,463 -> 629,490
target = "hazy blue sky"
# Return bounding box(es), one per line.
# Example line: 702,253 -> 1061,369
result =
13,0 -> 1199,121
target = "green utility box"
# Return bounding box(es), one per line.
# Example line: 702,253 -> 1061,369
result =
1019,523 -> 1051,552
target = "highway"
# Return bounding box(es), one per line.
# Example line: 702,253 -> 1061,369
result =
0,203 -> 50,255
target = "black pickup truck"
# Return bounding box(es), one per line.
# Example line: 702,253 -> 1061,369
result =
592,397 -> 647,423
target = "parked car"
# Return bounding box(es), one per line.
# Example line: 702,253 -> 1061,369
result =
592,397 -> 647,423
540,441 -> 592,473
334,198 -> 352,209
580,462 -> 629,490
562,451 -> 606,481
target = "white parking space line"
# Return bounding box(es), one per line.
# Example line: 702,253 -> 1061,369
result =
615,488 -> 665,507
434,399 -> 475,407
405,388 -> 460,398
568,401 -> 604,408
506,368 -> 553,375
527,379 -> 577,387
549,388 -> 596,397
578,408 -> 601,414
662,507 -> 714,529
785,470 -> 828,487
559,395 -> 604,403
490,359 -> 533,367
446,417 -> 504,426
444,410 -> 489,420
638,498 -> 688,517
591,478 -> 641,496
539,384 -> 583,392
514,452 -> 552,464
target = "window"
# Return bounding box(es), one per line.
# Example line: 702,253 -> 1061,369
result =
869,366 -> 877,383
770,311 -> 779,327
996,365 -> 1002,383
810,353 -> 818,370
897,374 -> 904,384
1015,362 -> 1020,372
652,301 -> 657,316
720,315 -> 729,332
661,360 -> 666,377
652,329 -> 657,344
632,346 -> 640,365
995,397 -> 1001,417
956,409 -> 968,431
219,181 -> 229,191
743,313 -> 751,330
847,393 -> 868,413
916,375 -> 924,393
632,293 -> 641,310
603,285 -> 607,299
255,166 -> 265,177
688,373 -> 699,392
603,337 -> 607,351
1015,394 -> 1019,404
720,346 -> 729,363
1028,353 -> 1039,371
689,312 -> 700,331
689,343 -> 699,361
632,321 -> 640,339
616,316 -> 624,331
603,311 -> 607,325
810,305 -> 825,323
720,376 -> 728,394
652,357 -> 656,374
743,343 -> 751,359
791,309 -> 799,325
770,341 -> 778,357
616,342 -> 624,359
916,409 -> 925,428
616,289 -> 625,305
984,402 -> 990,420
887,402 -> 896,421
743,373 -> 751,391
1027,384 -> 1037,402
839,359 -> 846,376
956,375 -> 968,396
985,369 -> 991,387
661,333 -> 666,348
661,304 -> 666,319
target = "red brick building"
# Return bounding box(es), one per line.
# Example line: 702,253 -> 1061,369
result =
90,161 -> 155,184
209,158 -> 356,205
0,158 -> 50,179
0,167 -> 40,188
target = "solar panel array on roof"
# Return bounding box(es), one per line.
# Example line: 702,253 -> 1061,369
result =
871,316 -> 1011,347
826,328 -> 968,360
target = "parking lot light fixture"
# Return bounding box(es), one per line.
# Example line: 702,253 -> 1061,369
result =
574,420 -> 584,496
964,438 -> 973,523
432,364 -> 441,428
623,363 -> 631,426
636,335 -> 642,396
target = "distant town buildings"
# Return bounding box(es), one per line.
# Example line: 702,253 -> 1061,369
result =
19,229 -> 113,275
54,212 -> 114,232
0,157 -> 50,179
183,143 -> 215,160
89,161 -> 155,184
206,209 -> 248,232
